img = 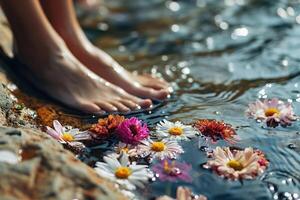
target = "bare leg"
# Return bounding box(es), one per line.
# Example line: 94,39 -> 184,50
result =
0,0 -> 152,113
40,0 -> 171,101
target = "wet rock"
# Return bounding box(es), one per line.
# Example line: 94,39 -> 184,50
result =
0,126 -> 125,200
0,84 -> 13,112
0,83 -> 125,199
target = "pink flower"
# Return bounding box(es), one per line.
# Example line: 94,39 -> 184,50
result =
203,147 -> 269,180
246,98 -> 297,127
156,186 -> 207,200
152,159 -> 192,182
45,120 -> 90,153
116,117 -> 149,144
46,120 -> 91,143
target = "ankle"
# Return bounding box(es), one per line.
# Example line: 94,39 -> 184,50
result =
14,39 -> 68,66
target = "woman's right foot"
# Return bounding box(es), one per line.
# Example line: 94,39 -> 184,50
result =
39,0 -> 172,101
15,45 -> 152,114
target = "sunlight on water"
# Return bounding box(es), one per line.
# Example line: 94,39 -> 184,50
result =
76,0 -> 300,199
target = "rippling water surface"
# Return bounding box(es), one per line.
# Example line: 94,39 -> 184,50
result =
77,0 -> 300,199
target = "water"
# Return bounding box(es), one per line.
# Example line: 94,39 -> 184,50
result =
2,0 -> 297,199
75,0 -> 300,199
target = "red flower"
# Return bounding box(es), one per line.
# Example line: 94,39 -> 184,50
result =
194,119 -> 237,143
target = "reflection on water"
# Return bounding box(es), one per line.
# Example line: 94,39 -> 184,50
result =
9,0 -> 300,199
79,0 -> 300,199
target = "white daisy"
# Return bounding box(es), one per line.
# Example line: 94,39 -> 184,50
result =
155,120 -> 198,140
136,139 -> 184,160
46,120 -> 91,143
95,152 -> 150,190
107,142 -> 138,159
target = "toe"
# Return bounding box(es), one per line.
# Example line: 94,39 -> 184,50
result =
138,99 -> 153,108
110,101 -> 131,112
120,100 -> 141,110
139,74 -> 169,89
142,81 -> 166,90
133,86 -> 170,100
96,102 -> 118,112
74,101 -> 102,114
124,94 -> 153,108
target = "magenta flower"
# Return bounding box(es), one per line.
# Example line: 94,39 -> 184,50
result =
116,117 -> 149,144
152,159 -> 192,182
246,98 -> 297,127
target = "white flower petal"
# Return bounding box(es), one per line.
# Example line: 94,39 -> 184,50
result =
53,120 -> 64,134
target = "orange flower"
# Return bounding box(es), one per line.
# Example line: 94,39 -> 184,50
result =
90,115 -> 125,138
194,119 -> 237,143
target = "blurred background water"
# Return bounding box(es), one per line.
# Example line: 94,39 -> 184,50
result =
77,0 -> 300,199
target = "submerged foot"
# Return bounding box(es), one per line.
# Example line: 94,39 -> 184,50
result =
15,44 -> 152,114
71,45 -> 172,101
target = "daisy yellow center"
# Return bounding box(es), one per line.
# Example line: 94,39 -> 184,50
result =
121,147 -> 129,153
163,160 -> 175,173
227,160 -> 243,171
264,108 -> 280,117
151,142 -> 166,152
62,133 -> 74,142
163,160 -> 181,176
115,167 -> 131,179
168,127 -> 183,136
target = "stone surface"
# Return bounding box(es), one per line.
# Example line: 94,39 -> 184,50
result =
0,8 -> 126,200
0,126 -> 124,200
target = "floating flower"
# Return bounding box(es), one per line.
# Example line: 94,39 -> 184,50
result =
110,142 -> 138,158
194,119 -> 237,143
156,186 -> 207,200
95,152 -> 150,190
46,120 -> 91,143
116,117 -> 149,144
152,159 -> 192,182
203,147 -> 268,180
136,139 -> 184,160
89,115 -> 125,138
156,120 -> 198,141
246,98 -> 297,127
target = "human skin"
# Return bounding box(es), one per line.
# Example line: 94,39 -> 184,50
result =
0,0 -> 153,114
40,0 -> 172,101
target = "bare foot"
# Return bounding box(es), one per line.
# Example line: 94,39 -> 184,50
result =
73,46 -> 172,101
41,0 -> 172,101
15,45 -> 152,114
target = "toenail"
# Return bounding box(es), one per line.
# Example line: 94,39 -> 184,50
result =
111,107 -> 118,111
96,110 -> 106,115
136,105 -> 141,110
168,87 -> 174,93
